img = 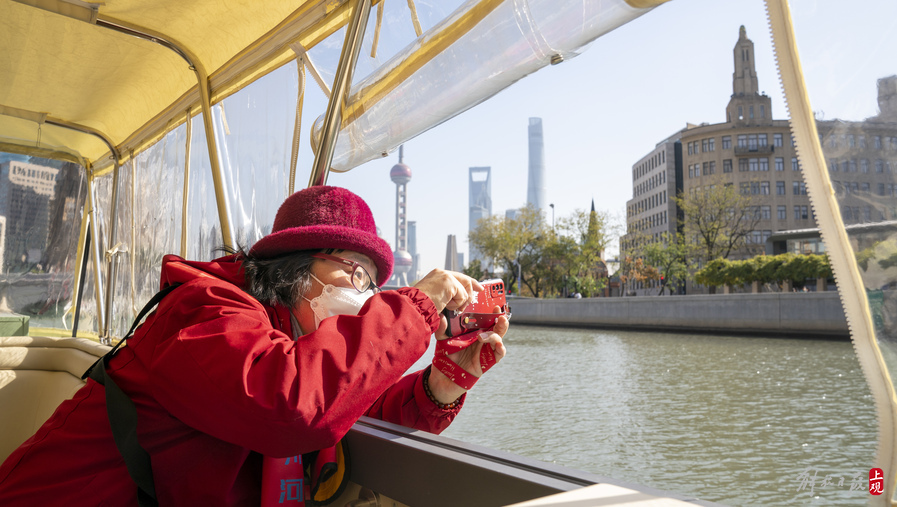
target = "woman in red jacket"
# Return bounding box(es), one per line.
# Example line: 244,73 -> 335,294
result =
0,185 -> 507,506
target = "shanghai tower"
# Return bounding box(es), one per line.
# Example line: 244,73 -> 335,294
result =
527,117 -> 547,213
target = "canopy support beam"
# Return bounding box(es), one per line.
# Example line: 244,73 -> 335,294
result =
86,173 -> 106,338
308,0 -> 372,187
92,16 -> 235,250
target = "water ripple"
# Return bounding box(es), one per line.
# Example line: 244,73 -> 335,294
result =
442,327 -> 877,506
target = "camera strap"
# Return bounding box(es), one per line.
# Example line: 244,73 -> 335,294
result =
432,331 -> 497,390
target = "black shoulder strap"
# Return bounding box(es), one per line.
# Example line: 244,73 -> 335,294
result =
82,283 -> 182,507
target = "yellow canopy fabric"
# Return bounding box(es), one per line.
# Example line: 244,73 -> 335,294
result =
0,0 -> 346,170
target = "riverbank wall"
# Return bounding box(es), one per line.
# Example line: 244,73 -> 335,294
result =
508,291 -> 849,338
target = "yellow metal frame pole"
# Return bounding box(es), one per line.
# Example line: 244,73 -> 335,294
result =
308,0 -> 372,187
181,109 -> 192,258
68,174 -> 91,334
86,172 -> 106,338
101,160 -> 121,342
195,65 -> 235,249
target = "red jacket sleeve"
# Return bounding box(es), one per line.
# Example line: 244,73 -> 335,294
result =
364,367 -> 463,434
122,280 -> 441,458
363,288 -> 465,434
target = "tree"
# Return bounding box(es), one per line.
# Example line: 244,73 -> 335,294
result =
642,232 -> 690,295
676,177 -> 762,263
554,204 -> 618,297
463,259 -> 487,281
619,255 -> 659,295
468,204 -> 550,297
468,204 -> 619,298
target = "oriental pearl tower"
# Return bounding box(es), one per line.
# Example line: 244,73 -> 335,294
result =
390,146 -> 413,286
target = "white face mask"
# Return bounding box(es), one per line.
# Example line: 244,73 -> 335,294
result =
303,274 -> 374,329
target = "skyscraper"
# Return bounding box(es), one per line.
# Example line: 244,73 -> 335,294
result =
527,117 -> 547,214
468,166 -> 491,268
389,146 -> 413,286
407,220 -> 419,283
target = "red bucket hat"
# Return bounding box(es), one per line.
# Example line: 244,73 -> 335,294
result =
249,186 -> 393,286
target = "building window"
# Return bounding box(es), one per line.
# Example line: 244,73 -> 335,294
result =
830,160 -> 839,172
760,105 -> 766,118
879,183 -> 886,196
876,160 -> 885,173
774,133 -> 784,147
723,159 -> 733,173
749,106 -> 754,119
776,181 -> 786,195
739,159 -> 749,172
751,181 -> 761,195
777,205 -> 787,220
875,136 -> 882,149
859,136 -> 866,149
761,205 -> 771,220
708,161 -> 716,174
849,160 -> 857,172
749,158 -> 759,171
740,182 -> 751,195
748,134 -> 759,150
738,134 -> 748,148
829,135 -> 838,148
722,136 -> 732,149
758,134 -> 768,146
861,182 -> 870,194
759,158 -> 769,171
775,157 -> 785,171
738,106 -> 743,120
760,181 -> 770,195
792,158 -> 800,171
794,205 -> 809,220
708,138 -> 715,152
848,134 -> 856,147
861,159 -> 869,173
793,181 -> 807,195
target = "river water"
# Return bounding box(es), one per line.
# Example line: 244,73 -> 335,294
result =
428,325 -> 877,506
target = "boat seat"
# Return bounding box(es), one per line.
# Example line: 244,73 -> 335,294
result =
0,336 -> 110,463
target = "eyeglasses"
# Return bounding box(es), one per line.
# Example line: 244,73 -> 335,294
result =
312,253 -> 380,294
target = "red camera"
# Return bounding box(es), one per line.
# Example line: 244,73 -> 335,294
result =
442,279 -> 510,337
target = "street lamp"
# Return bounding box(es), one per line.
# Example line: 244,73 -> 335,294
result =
549,203 -> 555,228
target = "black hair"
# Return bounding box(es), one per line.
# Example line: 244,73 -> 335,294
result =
219,245 -> 329,308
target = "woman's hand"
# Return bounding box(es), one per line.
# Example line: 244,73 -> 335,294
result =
413,269 -> 482,314
427,306 -> 509,404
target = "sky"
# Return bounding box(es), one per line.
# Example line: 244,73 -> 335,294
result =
295,0 -> 895,278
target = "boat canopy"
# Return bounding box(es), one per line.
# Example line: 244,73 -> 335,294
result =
1,0 -> 358,169
0,0 -> 665,175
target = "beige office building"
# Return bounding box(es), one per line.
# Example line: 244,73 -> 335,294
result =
623,26 -> 897,294
679,26 -> 811,259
